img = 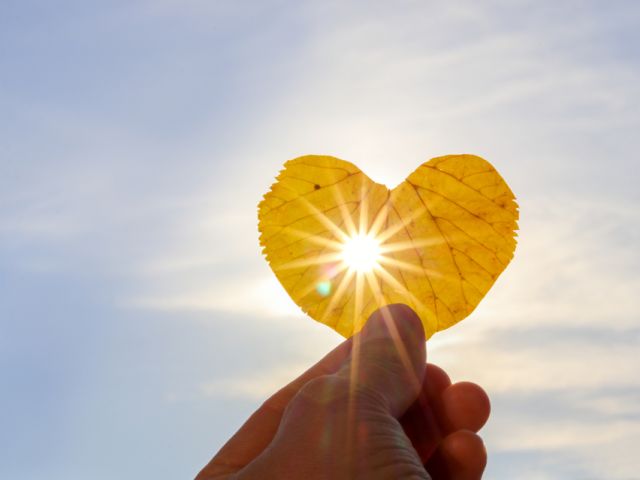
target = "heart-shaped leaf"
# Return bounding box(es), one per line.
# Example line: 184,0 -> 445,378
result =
258,154 -> 518,339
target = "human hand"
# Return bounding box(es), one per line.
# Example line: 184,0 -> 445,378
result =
196,304 -> 490,479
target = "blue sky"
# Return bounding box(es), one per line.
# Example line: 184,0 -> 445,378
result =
1,1 -> 639,478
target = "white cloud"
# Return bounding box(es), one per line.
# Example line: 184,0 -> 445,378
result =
200,363 -> 309,401
129,274 -> 304,320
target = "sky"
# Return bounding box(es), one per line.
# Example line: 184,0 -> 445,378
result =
1,0 -> 639,478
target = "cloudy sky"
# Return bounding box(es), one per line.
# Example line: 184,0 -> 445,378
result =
1,1 -> 639,478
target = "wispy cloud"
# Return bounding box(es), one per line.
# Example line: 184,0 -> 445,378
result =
200,363 -> 309,400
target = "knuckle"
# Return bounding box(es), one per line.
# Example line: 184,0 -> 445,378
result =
350,382 -> 389,409
292,374 -> 351,410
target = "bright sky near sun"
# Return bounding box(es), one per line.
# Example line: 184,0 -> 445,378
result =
1,1 -> 639,479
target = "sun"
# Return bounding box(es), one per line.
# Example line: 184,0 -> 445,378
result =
341,233 -> 381,273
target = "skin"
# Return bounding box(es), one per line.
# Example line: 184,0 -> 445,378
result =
196,304 -> 490,479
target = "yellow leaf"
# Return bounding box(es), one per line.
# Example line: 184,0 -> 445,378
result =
258,154 -> 519,339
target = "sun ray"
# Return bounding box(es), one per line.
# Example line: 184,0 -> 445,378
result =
281,227 -> 345,251
358,177 -> 370,235
354,271 -> 365,333
362,269 -> 425,394
372,263 -> 429,313
345,270 -> 365,459
377,256 -> 445,279
275,252 -> 344,271
364,269 -> 383,304
319,268 -> 356,328
346,318 -> 361,463
297,196 -> 351,243
367,199 -> 390,239
377,256 -> 425,275
330,183 -> 359,239
378,237 -> 446,254
375,204 -> 427,244
375,301 -> 424,394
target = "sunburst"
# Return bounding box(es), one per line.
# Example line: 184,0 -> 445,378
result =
340,233 -> 381,273
272,186 -> 448,333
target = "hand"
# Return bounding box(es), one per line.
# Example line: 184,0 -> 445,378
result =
196,304 -> 490,479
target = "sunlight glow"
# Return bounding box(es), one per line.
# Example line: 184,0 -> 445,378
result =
273,187 -> 449,337
341,234 -> 381,273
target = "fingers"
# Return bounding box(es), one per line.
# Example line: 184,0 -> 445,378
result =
423,383 -> 489,480
196,337 -> 353,479
399,364 -> 451,461
400,365 -> 490,468
425,430 -> 487,480
338,304 -> 426,416
424,363 -> 452,398
439,382 -> 490,433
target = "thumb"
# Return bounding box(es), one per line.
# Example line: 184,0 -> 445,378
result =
339,304 -> 426,417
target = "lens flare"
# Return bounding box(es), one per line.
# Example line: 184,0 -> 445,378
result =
316,280 -> 332,296
341,234 -> 381,273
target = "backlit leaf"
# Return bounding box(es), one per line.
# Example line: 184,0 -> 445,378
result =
258,154 -> 518,339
